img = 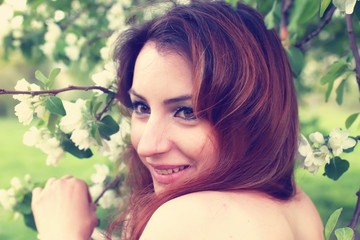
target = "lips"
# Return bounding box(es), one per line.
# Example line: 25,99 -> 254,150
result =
149,164 -> 190,185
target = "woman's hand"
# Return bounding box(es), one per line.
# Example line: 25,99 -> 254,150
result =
31,175 -> 98,240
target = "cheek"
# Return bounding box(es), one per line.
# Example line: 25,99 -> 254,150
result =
130,117 -> 140,149
177,128 -> 218,166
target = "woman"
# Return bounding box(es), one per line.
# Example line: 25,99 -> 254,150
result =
31,1 -> 324,239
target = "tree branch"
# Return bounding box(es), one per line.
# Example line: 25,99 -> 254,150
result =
348,188 -> 360,239
96,96 -> 116,121
295,6 -> 336,48
0,85 -> 113,96
345,14 -> 360,92
94,175 -> 121,205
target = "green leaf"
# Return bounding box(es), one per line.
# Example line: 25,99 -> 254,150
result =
285,46 -> 304,78
98,115 -> 119,137
320,0 -> 332,17
23,213 -> 37,231
91,125 -> 103,146
325,79 -> 335,102
45,96 -> 66,116
335,227 -> 354,240
47,113 -> 59,133
355,2 -> 360,21
91,101 -> 103,115
320,60 -> 348,85
13,192 -> 32,215
62,138 -> 93,158
48,68 -> 61,89
323,157 -> 350,181
324,208 -> 343,240
264,1 -> 277,29
35,70 -> 49,85
335,79 -> 346,105
345,113 -> 359,129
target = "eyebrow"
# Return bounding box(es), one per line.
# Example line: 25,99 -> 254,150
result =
128,89 -> 192,105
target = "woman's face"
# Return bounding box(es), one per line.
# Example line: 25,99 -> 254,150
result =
130,42 -> 218,193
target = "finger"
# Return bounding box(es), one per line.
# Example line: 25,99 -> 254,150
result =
31,187 -> 43,207
44,177 -> 57,189
61,174 -> 73,180
32,187 -> 43,198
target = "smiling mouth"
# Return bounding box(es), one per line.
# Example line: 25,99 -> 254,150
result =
154,165 -> 190,175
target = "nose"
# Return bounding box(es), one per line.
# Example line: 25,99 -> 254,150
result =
136,115 -> 172,158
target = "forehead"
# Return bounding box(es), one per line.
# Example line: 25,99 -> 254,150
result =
131,42 -> 194,98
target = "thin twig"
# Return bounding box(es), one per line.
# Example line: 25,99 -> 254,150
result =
94,175 -> 121,204
348,188 -> 360,239
0,85 -> 113,96
96,96 -> 116,121
345,14 -> 360,92
295,6 -> 336,48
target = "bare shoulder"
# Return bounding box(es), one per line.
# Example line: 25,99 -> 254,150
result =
140,188 -> 324,240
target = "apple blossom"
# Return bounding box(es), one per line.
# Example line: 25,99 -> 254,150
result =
98,190 -> 121,209
328,128 -> 356,156
309,131 -> 325,145
91,164 -> 110,184
60,99 -> 87,133
0,189 -> 16,210
71,129 -> 96,150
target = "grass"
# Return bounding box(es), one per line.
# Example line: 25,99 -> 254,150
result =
0,100 -> 359,239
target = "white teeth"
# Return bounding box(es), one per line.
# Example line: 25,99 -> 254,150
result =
155,166 -> 188,175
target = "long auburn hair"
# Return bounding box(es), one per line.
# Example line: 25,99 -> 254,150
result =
108,1 -> 298,239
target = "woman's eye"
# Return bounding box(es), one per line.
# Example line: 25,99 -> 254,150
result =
132,102 -> 150,115
174,107 -> 196,120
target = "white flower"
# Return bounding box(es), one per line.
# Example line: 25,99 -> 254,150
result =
297,134 -> 312,158
60,99 -> 86,133
24,174 -> 31,183
4,0 -> 27,12
92,69 -> 115,89
23,126 -> 42,146
65,33 -> 78,45
64,45 -> 80,61
89,183 -> 103,198
306,146 -> 330,167
13,78 -> 44,125
39,137 -> 64,166
14,101 -> 33,125
71,129 -> 94,150
309,131 -> 325,145
10,177 -> 23,191
10,15 -> 23,30
91,164 -> 110,184
0,189 -> 16,210
297,135 -> 330,174
328,128 -> 356,156
98,190 -> 119,209
54,10 -> 65,22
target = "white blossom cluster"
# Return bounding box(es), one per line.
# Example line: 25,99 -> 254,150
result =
0,175 -> 33,216
13,79 -> 46,125
89,164 -> 124,209
23,127 -> 64,166
297,128 -> 357,174
60,99 -> 99,151
0,0 -> 27,46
